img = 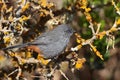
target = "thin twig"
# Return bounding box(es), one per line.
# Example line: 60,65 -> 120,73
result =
89,22 -> 95,35
16,66 -> 22,80
8,69 -> 19,77
59,69 -> 69,80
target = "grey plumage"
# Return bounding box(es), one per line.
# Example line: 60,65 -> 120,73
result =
2,24 -> 75,58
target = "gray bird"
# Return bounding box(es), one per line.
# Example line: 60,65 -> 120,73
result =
2,24 -> 75,58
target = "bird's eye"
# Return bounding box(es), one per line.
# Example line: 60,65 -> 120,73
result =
65,28 -> 73,33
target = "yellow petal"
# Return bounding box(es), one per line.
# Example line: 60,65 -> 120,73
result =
90,44 -> 104,60
75,58 -> 86,69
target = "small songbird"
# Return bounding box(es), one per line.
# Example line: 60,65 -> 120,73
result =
2,24 -> 75,58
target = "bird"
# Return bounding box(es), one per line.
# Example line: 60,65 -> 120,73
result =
2,24 -> 75,59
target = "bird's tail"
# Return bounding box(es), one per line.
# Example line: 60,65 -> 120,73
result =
1,43 -> 30,51
1,41 -> 46,51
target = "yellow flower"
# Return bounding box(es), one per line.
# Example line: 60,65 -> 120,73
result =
37,54 -> 50,65
19,15 -> 30,22
4,36 -> 11,43
96,31 -> 106,39
75,58 -> 86,69
116,18 -> 120,25
85,8 -> 91,12
90,44 -> 104,60
22,2 -> 30,12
